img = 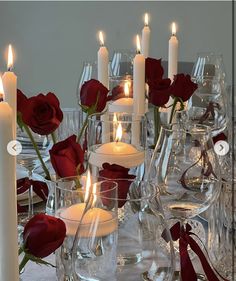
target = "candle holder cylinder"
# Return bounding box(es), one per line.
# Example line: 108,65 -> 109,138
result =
55,176 -> 118,281
87,112 -> 147,180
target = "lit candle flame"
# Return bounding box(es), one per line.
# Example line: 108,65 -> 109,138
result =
115,122 -> 122,142
92,183 -> 97,207
136,35 -> 141,54
84,169 -> 91,203
99,31 -> 105,46
0,77 -> 4,101
113,113 -> 118,124
144,13 -> 149,26
124,82 -> 129,97
171,22 -> 177,36
7,44 -> 13,71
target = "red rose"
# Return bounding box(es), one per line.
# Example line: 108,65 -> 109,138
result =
80,79 -> 109,113
108,83 -> 133,102
148,78 -> 172,107
212,132 -> 227,144
99,163 -> 136,208
49,135 -> 84,178
170,74 -> 198,102
21,92 -> 63,135
23,214 -> 66,258
145,58 -> 164,84
17,89 -> 28,114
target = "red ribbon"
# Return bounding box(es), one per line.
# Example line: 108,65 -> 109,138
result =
162,222 -> 229,281
17,178 -> 49,213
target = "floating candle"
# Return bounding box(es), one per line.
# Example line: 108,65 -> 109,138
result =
89,122 -> 145,168
59,203 -> 117,237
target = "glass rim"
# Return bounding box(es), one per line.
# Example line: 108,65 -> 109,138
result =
97,178 -> 156,201
109,75 -> 133,82
195,51 -> 223,58
161,123 -> 211,134
88,112 -> 146,124
191,75 -> 224,81
56,176 -> 118,196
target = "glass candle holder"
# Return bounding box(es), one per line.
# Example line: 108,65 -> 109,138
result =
87,113 -> 147,179
55,176 -> 118,281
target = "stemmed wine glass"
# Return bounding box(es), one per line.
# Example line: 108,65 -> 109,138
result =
17,126 -> 51,226
110,49 -> 135,77
148,123 -> 221,278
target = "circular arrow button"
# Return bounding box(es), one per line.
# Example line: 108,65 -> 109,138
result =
7,140 -> 22,156
214,140 -> 229,156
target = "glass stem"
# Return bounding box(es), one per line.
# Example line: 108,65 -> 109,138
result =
22,123 -> 51,180
28,169 -> 34,218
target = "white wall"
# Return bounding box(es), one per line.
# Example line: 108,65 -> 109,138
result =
0,1 -> 232,107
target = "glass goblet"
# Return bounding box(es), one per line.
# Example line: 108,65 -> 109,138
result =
110,49 -> 135,77
149,124 -> 221,277
189,77 -> 228,136
17,127 -> 51,225
191,52 -> 226,81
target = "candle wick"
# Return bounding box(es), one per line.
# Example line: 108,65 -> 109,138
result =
0,94 -> 3,102
7,67 -> 12,72
136,50 -> 141,55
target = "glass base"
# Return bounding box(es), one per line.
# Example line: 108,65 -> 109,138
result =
117,253 -> 142,266
142,269 -> 206,281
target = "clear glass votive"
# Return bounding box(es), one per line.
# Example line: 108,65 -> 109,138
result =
96,178 -> 175,281
87,112 -> 147,179
56,108 -> 83,141
55,176 -> 118,281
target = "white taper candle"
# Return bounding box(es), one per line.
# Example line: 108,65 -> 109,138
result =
2,44 -> 17,138
141,13 -> 151,58
0,77 -> 19,281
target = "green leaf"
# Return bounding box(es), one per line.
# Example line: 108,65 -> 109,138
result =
27,253 -> 56,268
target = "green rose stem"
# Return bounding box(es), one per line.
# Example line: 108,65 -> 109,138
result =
19,254 -> 30,273
169,97 -> 179,124
51,131 -> 57,145
22,123 -> 51,180
77,114 -> 89,143
153,106 -> 161,146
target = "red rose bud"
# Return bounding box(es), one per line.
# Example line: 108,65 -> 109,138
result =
17,89 -> 28,114
145,57 -> 164,84
99,163 -> 136,208
49,135 -> 84,178
80,79 -> 109,113
23,214 -> 66,258
170,74 -> 198,102
21,92 -> 63,135
212,132 -> 227,144
108,82 -> 134,102
148,78 -> 172,107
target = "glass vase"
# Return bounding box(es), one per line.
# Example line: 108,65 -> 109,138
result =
55,176 -> 118,281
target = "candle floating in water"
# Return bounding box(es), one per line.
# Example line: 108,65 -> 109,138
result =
89,122 -> 145,168
59,174 -> 117,237
59,203 -> 117,237
109,82 -> 134,113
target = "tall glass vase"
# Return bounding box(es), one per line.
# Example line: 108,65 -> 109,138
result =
147,123 -> 222,279
207,177 -> 235,280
